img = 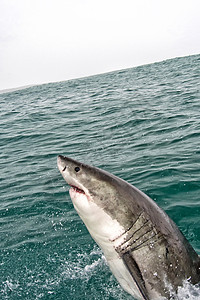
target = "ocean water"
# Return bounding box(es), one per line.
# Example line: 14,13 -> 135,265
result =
0,54 -> 200,300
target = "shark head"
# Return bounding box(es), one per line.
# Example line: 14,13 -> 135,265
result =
57,155 -> 131,224
57,155 -> 128,245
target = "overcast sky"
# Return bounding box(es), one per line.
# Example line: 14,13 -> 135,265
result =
0,0 -> 200,90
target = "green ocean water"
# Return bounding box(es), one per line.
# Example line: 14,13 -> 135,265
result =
0,54 -> 200,299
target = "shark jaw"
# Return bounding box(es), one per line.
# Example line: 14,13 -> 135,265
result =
69,184 -> 84,194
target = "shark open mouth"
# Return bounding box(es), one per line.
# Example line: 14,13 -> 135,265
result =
70,185 -> 85,194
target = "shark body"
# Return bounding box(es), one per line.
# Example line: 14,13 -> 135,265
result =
57,155 -> 200,299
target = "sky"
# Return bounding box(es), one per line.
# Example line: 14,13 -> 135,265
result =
0,0 -> 200,91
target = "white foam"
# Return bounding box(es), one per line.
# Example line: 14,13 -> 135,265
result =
61,247 -> 106,281
176,280 -> 200,300
60,245 -> 134,299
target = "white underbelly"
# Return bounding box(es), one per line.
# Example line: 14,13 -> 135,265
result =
71,192 -> 143,299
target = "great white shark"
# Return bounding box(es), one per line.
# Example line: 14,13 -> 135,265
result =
57,155 -> 200,300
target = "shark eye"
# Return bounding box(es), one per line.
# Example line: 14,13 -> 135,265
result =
75,166 -> 80,172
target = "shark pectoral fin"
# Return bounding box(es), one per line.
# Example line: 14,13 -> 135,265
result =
122,252 -> 150,300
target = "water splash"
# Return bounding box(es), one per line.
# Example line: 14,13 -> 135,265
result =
176,280 -> 200,300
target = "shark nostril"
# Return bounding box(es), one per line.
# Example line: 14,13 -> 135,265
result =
62,166 -> 66,172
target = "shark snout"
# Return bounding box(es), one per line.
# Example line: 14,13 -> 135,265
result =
57,155 -> 67,172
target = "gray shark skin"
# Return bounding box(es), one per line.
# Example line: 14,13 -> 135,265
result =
57,155 -> 200,300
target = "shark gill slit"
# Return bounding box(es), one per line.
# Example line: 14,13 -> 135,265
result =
129,232 -> 163,253
118,227 -> 155,254
110,211 -> 144,243
118,219 -> 152,249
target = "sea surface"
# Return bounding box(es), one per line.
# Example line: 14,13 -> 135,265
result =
0,54 -> 200,299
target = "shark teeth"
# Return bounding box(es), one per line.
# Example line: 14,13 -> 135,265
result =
70,185 -> 85,194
